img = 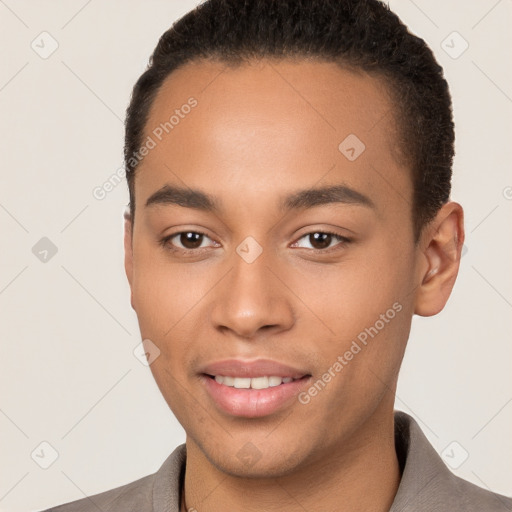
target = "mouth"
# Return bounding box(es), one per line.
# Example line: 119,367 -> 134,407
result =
201,373 -> 311,418
199,359 -> 312,418
206,374 -> 302,389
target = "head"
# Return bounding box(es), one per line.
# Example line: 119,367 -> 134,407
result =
123,0 -> 464,478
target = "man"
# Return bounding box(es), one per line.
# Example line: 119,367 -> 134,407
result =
41,0 -> 512,510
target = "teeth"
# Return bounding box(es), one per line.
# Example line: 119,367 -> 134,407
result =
233,377 -> 251,389
268,376 -> 283,387
223,376 -> 235,386
251,376 -> 268,389
213,375 -> 297,389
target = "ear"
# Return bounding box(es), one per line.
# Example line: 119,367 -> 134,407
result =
123,207 -> 135,310
414,201 -> 465,317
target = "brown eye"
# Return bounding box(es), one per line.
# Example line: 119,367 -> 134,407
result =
292,231 -> 351,252
161,230 -> 220,254
308,232 -> 333,250
179,232 -> 204,249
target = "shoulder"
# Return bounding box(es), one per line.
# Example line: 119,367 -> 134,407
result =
37,444 -> 186,512
38,473 -> 155,512
451,473 -> 512,512
392,411 -> 512,512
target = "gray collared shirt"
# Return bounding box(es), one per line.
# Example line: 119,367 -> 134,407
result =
41,411 -> 512,511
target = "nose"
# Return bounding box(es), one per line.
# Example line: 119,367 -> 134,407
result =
209,249 -> 295,340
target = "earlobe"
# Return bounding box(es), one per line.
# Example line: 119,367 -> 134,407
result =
414,202 -> 465,317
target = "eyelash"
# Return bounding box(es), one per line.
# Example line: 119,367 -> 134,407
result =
159,230 -> 352,255
291,230 -> 352,252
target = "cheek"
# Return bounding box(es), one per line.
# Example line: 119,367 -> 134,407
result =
131,244 -> 209,335
130,247 -> 216,384
289,240 -> 415,388
291,242 -> 415,335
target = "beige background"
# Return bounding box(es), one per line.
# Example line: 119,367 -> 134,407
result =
0,1 -> 511,510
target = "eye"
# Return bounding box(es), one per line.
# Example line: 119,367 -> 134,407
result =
160,229 -> 351,254
160,231 -> 219,252
291,231 -> 351,251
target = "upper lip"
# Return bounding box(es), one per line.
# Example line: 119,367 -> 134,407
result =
200,359 -> 309,379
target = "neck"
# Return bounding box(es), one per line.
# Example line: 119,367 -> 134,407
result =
182,408 -> 400,512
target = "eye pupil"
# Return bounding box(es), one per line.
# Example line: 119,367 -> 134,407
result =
310,232 -> 332,249
181,232 -> 203,249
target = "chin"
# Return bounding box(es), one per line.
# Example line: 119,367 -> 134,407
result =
197,436 -> 314,480
212,453 -> 305,479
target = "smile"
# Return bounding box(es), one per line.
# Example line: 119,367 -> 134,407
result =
210,375 -> 298,389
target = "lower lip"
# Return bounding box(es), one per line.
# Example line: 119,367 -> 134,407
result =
202,375 -> 310,418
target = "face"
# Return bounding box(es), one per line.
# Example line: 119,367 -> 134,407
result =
125,59 -> 431,478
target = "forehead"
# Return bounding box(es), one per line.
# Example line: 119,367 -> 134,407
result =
145,58 -> 397,146
135,58 -> 410,217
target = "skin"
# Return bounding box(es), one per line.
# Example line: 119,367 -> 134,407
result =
124,58 -> 464,512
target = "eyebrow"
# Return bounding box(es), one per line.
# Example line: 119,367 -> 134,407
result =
281,184 -> 375,211
145,184 -> 375,213
145,185 -> 220,211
